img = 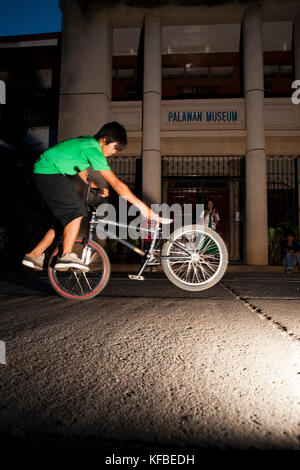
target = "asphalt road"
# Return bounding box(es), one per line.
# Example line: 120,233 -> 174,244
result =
0,267 -> 300,458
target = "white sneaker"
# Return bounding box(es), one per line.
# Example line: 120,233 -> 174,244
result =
54,253 -> 89,272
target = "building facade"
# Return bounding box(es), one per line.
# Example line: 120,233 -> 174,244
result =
1,0 -> 300,264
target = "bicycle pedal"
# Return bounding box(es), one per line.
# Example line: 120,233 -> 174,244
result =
128,274 -> 144,281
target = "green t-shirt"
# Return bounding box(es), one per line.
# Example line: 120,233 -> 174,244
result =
34,135 -> 111,175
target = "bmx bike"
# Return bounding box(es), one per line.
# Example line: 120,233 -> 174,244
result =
48,186 -> 228,300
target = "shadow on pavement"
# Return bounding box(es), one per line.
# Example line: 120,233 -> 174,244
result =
0,269 -> 54,296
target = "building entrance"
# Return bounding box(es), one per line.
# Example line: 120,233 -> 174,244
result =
162,155 -> 245,263
167,186 -> 229,244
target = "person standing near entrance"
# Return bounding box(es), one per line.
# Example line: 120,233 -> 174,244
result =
199,198 -> 220,230
281,231 -> 300,274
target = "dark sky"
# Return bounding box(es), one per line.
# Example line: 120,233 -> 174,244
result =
0,0 -> 61,37
0,0 -> 259,37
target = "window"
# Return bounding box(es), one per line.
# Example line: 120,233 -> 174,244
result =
210,66 -> 233,78
264,65 -> 279,77
186,66 -> 209,78
178,85 -> 219,98
280,65 -> 292,77
125,87 -> 137,99
162,67 -> 185,79
180,86 -> 199,96
264,64 -> 292,78
117,69 -> 135,80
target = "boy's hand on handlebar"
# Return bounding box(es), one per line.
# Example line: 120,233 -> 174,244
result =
141,208 -> 173,225
149,211 -> 162,223
91,186 -> 109,197
140,207 -> 160,223
101,188 -> 109,198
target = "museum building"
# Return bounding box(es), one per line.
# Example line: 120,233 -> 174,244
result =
1,0 -> 300,264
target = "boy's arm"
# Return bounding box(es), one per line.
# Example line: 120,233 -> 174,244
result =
99,170 -> 159,220
78,169 -> 97,187
78,169 -> 109,196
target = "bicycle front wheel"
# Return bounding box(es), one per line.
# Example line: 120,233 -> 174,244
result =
161,225 -> 228,291
48,239 -> 110,300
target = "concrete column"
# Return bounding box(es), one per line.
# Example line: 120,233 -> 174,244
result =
142,9 -> 162,205
58,0 -> 112,140
243,5 -> 269,265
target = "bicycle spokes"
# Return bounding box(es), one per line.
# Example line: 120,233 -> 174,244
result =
48,240 -> 110,300
161,225 -> 228,291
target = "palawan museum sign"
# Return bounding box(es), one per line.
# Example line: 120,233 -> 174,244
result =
167,110 -> 238,123
162,101 -> 245,130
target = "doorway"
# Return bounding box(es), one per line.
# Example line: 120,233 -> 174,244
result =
167,186 -> 229,245
162,155 -> 245,262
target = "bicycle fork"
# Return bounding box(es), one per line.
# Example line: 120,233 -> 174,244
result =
81,211 -> 98,265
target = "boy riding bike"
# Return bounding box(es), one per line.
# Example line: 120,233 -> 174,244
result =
22,121 -> 159,272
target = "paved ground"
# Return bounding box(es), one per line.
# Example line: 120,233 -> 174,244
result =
0,265 -> 300,458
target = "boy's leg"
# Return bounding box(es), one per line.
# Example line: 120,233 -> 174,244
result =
54,216 -> 90,272
29,229 -> 56,257
22,228 -> 56,270
62,216 -> 82,255
33,174 -> 88,271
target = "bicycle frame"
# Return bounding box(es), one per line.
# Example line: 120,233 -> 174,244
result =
83,185 -> 200,278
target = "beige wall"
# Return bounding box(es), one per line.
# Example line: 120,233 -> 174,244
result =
112,98 -> 300,156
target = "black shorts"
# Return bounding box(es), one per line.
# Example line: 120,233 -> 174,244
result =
35,173 -> 87,227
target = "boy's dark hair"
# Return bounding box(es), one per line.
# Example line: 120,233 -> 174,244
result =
94,121 -> 127,151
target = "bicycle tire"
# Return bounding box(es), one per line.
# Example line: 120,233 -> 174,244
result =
48,239 -> 110,300
161,225 -> 228,291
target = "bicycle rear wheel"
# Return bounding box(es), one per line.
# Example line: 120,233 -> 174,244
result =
48,239 -> 110,300
161,225 -> 228,291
